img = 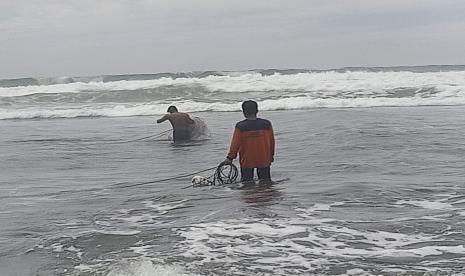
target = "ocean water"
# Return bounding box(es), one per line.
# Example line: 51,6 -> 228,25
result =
1,66 -> 465,275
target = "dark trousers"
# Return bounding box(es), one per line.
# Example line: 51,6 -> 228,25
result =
173,129 -> 191,142
240,167 -> 271,182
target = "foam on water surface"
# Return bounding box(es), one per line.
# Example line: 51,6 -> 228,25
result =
24,190 -> 465,275
105,260 -> 200,276
168,198 -> 465,275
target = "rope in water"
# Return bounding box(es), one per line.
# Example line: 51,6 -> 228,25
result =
109,129 -> 171,144
185,163 -> 239,188
117,166 -> 217,188
116,163 -> 239,189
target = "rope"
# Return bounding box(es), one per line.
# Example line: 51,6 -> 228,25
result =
186,163 -> 239,188
116,166 -> 218,189
214,163 -> 239,185
113,162 -> 238,189
107,129 -> 171,144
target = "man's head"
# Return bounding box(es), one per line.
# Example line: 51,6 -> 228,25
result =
167,105 -> 178,113
241,100 -> 258,117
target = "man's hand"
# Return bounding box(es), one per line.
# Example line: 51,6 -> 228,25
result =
221,158 -> 232,165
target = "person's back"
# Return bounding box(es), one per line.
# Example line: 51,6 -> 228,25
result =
166,112 -> 193,130
232,118 -> 274,169
157,106 -> 195,142
223,101 -> 275,182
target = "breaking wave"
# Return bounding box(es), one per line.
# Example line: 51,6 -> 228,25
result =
1,67 -> 465,120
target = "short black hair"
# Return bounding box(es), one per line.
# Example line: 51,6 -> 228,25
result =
241,100 -> 258,116
167,106 -> 178,113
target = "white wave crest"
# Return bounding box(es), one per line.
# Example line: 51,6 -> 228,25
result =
1,70 -> 465,98
2,92 -> 465,120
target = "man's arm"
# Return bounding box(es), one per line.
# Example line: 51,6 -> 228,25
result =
223,127 -> 241,164
157,114 -> 169,124
270,126 -> 275,162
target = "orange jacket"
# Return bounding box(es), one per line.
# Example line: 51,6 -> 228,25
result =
227,118 -> 275,168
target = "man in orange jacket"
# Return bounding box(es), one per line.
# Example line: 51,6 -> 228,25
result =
223,100 -> 275,182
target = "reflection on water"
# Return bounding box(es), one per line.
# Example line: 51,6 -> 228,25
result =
170,139 -> 211,147
238,180 -> 283,206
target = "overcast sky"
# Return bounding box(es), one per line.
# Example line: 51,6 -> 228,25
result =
1,0 -> 465,78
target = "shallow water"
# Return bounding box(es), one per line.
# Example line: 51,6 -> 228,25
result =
1,107 -> 465,275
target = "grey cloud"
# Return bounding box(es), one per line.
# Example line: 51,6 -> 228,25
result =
1,0 -> 465,78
